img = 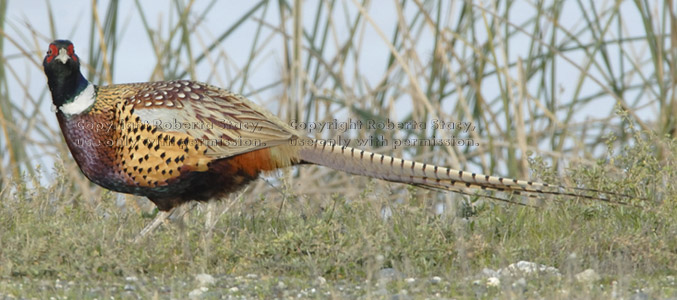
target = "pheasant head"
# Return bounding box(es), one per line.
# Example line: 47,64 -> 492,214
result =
43,40 -> 93,114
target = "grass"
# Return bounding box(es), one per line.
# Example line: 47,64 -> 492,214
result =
0,0 -> 676,298
0,130 -> 675,298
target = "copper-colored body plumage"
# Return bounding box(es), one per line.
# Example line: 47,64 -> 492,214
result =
56,79 -> 302,211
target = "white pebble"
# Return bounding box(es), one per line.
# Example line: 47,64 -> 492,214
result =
195,273 -> 215,286
575,269 -> 601,283
512,277 -> 527,291
500,261 -> 561,277
188,288 -> 204,298
487,277 -> 500,287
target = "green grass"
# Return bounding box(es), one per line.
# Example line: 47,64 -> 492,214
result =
0,131 -> 675,299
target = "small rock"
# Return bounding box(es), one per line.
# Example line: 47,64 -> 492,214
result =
575,269 -> 600,283
629,290 -> 649,300
471,281 -> 487,298
487,277 -> 500,287
373,286 -> 388,296
229,286 -> 239,293
277,281 -> 286,289
195,273 -> 215,287
188,288 -> 204,299
246,273 -> 258,279
381,206 -> 393,220
512,277 -> 527,292
405,277 -> 416,284
125,276 -> 138,282
123,284 -> 135,291
481,268 -> 499,278
391,293 -> 412,300
378,268 -> 402,281
430,276 -> 442,284
315,276 -> 327,285
499,261 -> 561,277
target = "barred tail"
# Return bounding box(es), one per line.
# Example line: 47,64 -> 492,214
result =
297,139 -> 633,205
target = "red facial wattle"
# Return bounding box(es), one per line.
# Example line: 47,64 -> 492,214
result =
45,44 -> 58,63
66,44 -> 77,62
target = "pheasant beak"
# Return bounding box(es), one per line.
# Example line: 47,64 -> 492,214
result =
55,48 -> 70,64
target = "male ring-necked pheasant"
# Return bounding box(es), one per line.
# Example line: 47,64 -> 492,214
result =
43,40 -> 631,239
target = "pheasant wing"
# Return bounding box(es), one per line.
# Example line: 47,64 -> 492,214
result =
116,80 -> 298,159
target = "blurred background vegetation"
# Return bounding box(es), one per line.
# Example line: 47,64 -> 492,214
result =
0,0 -> 671,203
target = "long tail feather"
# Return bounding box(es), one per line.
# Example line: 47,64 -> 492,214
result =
297,139 -> 637,205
